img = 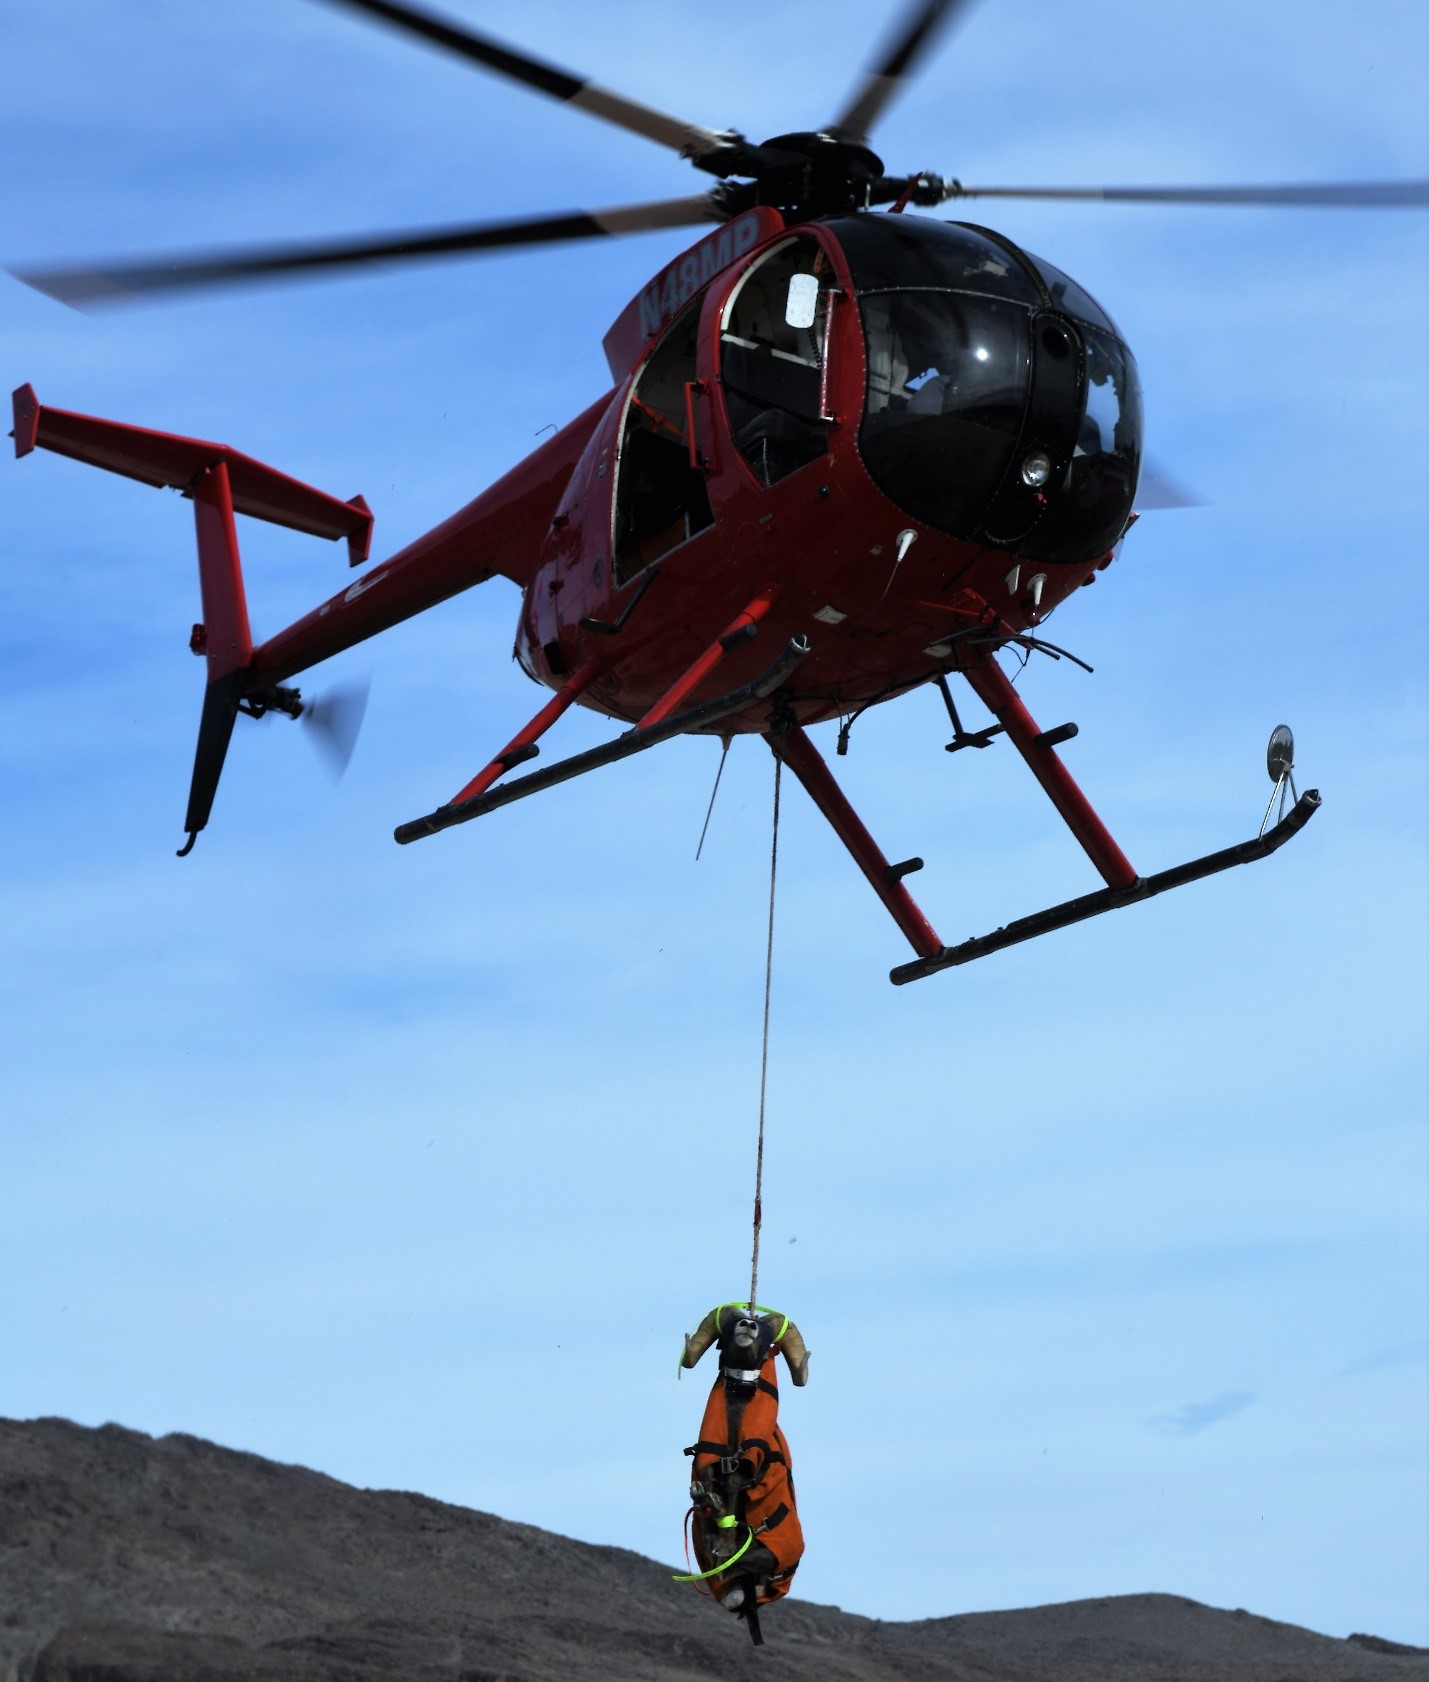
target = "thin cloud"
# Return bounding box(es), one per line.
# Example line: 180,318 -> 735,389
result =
1151,1390 -> 1257,1436
1341,1341 -> 1427,1378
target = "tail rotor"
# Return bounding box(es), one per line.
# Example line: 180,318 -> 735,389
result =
301,677 -> 370,781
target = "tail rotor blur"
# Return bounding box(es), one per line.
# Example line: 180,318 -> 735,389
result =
301,677 -> 370,781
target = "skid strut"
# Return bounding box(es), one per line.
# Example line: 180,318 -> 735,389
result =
766,723 -> 942,960
964,653 -> 1136,888
638,590 -> 778,728
446,658 -> 601,807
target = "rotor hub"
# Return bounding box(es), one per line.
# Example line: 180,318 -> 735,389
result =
751,132 -> 887,218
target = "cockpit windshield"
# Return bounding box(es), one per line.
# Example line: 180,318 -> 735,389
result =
861,291 -> 1030,536
1026,252 -> 1121,338
830,214 -> 1043,305
1024,321 -> 1142,565
824,215 -> 1143,565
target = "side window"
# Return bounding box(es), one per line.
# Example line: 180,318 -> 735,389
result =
720,237 -> 835,487
613,296 -> 714,582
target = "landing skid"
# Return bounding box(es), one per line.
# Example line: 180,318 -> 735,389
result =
396,620 -> 1320,985
768,660 -> 1321,984
890,790 -> 1320,984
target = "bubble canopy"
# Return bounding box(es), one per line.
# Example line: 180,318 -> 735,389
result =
824,216 -> 1143,566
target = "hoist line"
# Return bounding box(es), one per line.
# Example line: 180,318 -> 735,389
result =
749,753 -> 782,1313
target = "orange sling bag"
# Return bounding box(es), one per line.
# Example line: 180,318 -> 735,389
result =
687,1351 -> 804,1608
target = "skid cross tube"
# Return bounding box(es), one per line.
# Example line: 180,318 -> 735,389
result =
890,789 -> 1321,984
395,637 -> 809,842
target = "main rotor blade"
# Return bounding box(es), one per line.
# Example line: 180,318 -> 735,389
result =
12,196 -> 725,308
830,0 -> 974,143
314,0 -> 742,167
942,179 -> 1429,208
1135,459 -> 1206,511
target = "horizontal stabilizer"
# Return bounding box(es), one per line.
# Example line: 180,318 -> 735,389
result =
11,384 -> 373,565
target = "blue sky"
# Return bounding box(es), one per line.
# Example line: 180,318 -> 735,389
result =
2,0 -> 1426,1648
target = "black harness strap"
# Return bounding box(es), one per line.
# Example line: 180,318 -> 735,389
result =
745,1594 -> 765,1647
738,1444 -> 787,1474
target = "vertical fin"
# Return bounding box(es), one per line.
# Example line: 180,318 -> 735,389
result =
180,461 -> 253,852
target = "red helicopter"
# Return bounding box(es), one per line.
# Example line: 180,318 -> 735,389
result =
16,0 -> 1419,982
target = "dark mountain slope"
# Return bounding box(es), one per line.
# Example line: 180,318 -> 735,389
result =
2,1418 -> 1423,1682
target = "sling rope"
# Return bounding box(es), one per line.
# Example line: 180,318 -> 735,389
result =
673,762 -> 783,1591
748,753 -> 782,1312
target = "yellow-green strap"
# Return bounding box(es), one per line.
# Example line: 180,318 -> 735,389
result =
715,1302 -> 788,1340
671,1523 -> 754,1583
677,1304 -> 790,1379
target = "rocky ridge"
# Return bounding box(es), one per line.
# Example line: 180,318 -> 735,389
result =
2,1417 -> 1424,1682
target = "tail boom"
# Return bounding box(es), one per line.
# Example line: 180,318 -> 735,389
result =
244,388 -> 613,689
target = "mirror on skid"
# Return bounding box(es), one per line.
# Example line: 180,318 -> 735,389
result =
784,272 -> 820,329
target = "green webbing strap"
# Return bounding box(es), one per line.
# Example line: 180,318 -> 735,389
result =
671,1522 -> 754,1583
677,1303 -> 789,1379
713,1300 -> 783,1326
